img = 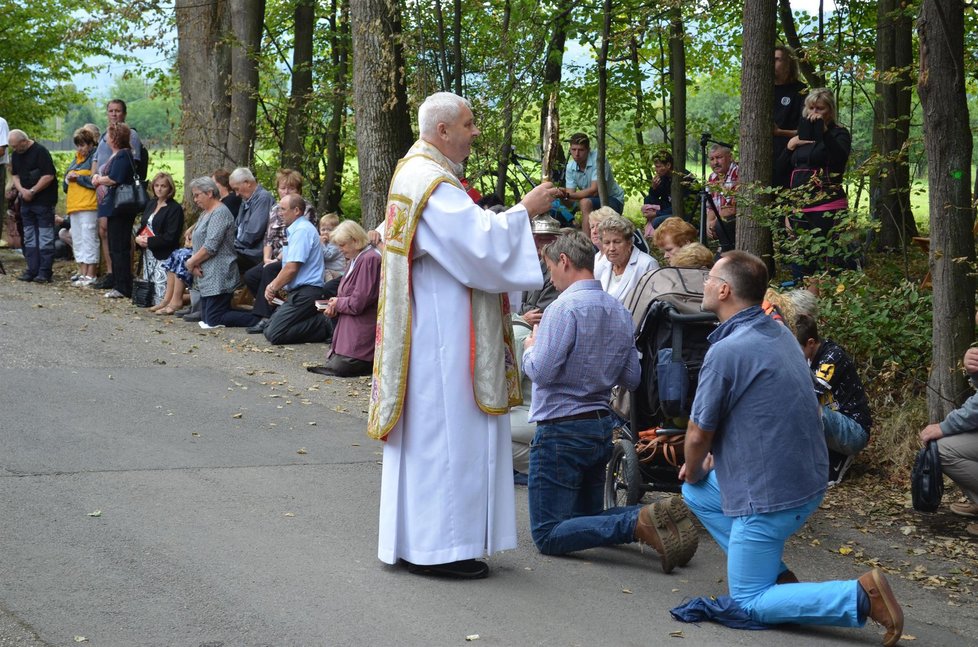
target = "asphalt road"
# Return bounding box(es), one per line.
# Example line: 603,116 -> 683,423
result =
1,254 -> 977,647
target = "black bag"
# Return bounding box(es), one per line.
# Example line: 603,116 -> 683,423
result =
131,279 -> 154,308
113,152 -> 149,214
911,440 -> 944,512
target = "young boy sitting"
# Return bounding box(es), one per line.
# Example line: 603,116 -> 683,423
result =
795,313 -> 873,485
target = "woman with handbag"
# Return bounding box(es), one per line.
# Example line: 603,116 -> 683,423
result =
136,172 -> 184,308
92,122 -> 141,299
63,127 -> 99,286
780,88 -> 854,278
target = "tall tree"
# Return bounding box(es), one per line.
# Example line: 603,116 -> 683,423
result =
540,1 -> 572,182
350,0 -> 414,230
918,0 -> 975,420
736,0 -> 776,268
282,0 -> 316,172
176,0 -> 265,189
227,0 -> 267,166
777,0 -> 825,88
494,0 -> 517,201
668,4 -> 687,222
320,0 -> 350,214
595,0 -> 612,206
873,0 -> 917,250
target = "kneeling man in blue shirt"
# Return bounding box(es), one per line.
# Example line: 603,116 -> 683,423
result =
522,230 -> 698,573
262,194 -> 330,345
679,251 -> 902,646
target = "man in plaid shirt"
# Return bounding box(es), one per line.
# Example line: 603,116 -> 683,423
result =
706,144 -> 739,252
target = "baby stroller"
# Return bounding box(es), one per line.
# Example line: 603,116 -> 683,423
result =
605,267 -> 717,507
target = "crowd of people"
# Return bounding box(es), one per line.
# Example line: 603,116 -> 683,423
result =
3,46 -> 974,647
0,99 -> 381,375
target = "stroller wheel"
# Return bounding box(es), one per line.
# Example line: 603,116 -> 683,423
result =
605,438 -> 642,509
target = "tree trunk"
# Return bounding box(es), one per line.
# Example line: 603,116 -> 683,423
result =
777,0 -> 825,88
281,0 -> 315,173
350,0 -> 414,230
434,0 -> 451,91
226,0 -> 266,168
320,0 -> 350,214
175,0 -> 233,196
669,7 -> 686,222
494,0 -> 515,202
452,0 -> 463,95
918,0 -> 975,419
595,0 -> 611,207
630,36 -> 653,189
736,0 -> 775,270
540,0 -> 571,182
874,0 -> 918,250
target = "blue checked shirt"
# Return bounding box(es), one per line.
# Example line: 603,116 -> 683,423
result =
523,279 -> 640,422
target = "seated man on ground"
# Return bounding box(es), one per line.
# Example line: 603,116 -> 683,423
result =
229,167 -> 274,274
795,314 -> 872,485
706,144 -> 738,253
522,230 -> 697,572
919,346 -> 978,537
558,132 -> 625,234
261,194 -> 330,345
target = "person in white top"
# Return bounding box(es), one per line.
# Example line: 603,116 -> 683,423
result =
594,214 -> 658,302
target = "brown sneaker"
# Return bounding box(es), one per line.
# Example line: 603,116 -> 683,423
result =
634,501 -> 682,574
858,568 -> 903,647
949,501 -> 978,518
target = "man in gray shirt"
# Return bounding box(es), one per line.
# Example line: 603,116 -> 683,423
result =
228,167 -> 273,273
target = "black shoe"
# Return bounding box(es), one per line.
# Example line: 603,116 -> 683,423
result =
93,274 -> 114,289
33,277 -> 52,284
16,272 -> 35,282
404,559 -> 489,580
173,307 -> 191,317
183,312 -> 202,323
246,318 -> 269,334
306,365 -> 337,376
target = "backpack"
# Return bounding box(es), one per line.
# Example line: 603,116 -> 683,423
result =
136,142 -> 149,183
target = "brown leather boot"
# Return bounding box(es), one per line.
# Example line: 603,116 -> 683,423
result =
663,495 -> 698,566
634,501 -> 682,574
858,568 -> 903,646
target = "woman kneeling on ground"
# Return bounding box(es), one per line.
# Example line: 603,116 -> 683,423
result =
308,221 -> 380,377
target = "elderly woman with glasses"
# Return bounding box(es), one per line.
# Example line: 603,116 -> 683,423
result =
184,176 -> 258,329
595,214 -> 658,303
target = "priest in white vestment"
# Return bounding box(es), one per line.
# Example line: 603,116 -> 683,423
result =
370,92 -> 557,579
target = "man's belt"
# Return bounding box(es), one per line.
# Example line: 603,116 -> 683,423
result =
538,409 -> 609,426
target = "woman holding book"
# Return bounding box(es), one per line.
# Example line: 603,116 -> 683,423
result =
136,172 -> 184,307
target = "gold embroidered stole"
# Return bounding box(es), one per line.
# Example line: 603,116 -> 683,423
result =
367,139 -> 522,441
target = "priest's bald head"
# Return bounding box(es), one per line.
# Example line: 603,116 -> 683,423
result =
418,92 -> 480,165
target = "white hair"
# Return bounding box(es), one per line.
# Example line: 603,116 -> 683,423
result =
8,129 -> 28,143
418,92 -> 470,139
229,167 -> 256,184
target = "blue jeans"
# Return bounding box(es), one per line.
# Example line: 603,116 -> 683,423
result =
200,292 -> 259,327
583,195 -> 624,214
683,471 -> 862,627
822,407 -> 869,456
20,203 -> 56,279
528,416 -> 641,555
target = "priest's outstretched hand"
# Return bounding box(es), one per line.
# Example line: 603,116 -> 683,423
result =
520,181 -> 557,217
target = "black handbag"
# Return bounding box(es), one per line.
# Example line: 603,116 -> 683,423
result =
112,152 -> 149,214
911,440 -> 944,512
131,252 -> 155,308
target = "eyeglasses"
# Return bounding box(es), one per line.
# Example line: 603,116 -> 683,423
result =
702,271 -> 727,285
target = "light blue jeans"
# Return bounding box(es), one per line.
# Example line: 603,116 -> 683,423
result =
682,471 -> 863,627
822,406 -> 869,456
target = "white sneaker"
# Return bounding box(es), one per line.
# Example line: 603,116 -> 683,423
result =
73,276 -> 96,287
198,321 -> 226,329
104,289 -> 125,298
70,273 -> 82,281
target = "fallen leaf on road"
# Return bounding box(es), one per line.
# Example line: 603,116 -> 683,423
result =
308,421 -> 317,426
297,448 -> 308,454
465,635 -> 480,641
73,636 -> 87,643
232,413 -> 242,419
901,635 -> 916,641
191,432 -> 200,437
669,630 -> 684,638
839,546 -> 853,555
87,510 -> 101,517
622,589 -> 632,594
283,512 -> 295,517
